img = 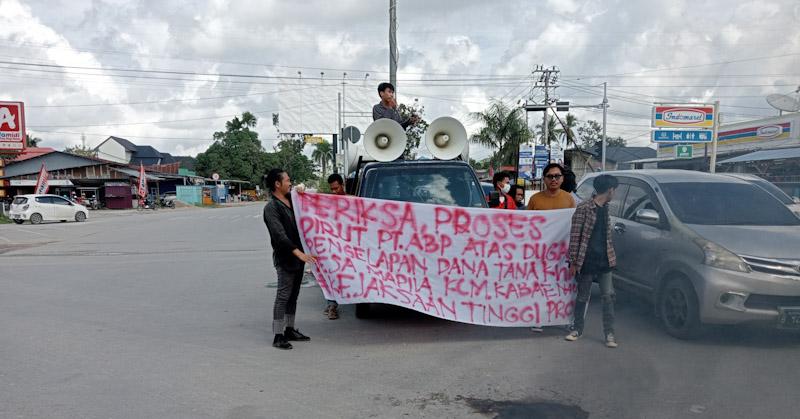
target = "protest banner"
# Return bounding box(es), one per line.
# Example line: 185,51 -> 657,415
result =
293,191 -> 576,327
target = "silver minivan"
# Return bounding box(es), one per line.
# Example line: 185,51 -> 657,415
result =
576,170 -> 800,339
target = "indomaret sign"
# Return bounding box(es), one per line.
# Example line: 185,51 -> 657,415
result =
293,192 -> 577,327
0,101 -> 26,153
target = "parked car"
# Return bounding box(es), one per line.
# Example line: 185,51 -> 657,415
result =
9,194 -> 89,224
721,173 -> 800,217
575,170 -> 800,339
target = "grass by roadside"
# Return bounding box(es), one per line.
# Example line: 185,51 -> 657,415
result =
0,214 -> 11,224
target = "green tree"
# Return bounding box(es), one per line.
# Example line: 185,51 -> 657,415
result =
273,138 -> 315,184
553,113 -> 579,147
534,117 -> 559,146
25,134 -> 42,147
577,119 -> 626,151
196,112 -> 271,185
64,144 -> 96,157
311,140 -> 333,177
397,103 -> 429,159
470,100 -> 532,167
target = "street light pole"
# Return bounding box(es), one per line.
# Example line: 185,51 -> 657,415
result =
601,82 -> 608,171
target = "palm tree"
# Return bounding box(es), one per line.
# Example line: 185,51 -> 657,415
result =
552,113 -> 579,147
311,141 -> 333,176
25,134 -> 42,147
535,117 -> 559,146
470,100 -> 533,167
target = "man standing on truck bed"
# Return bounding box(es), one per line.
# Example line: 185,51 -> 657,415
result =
263,168 -> 317,350
372,82 -> 419,128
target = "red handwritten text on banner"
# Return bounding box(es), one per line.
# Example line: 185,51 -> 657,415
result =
293,191 -> 576,327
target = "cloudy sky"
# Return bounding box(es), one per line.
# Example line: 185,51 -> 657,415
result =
1,0 -> 799,160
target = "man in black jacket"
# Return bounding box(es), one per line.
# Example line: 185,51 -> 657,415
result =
263,168 -> 317,350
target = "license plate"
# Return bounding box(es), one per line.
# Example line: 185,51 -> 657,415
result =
12,214 -> 21,219
777,307 -> 800,329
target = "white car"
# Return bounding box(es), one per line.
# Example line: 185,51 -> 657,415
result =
9,194 -> 89,224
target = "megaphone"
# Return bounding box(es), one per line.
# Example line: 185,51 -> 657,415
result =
363,119 -> 408,163
425,116 -> 468,161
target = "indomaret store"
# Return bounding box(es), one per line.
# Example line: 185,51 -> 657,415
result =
634,113 -> 800,198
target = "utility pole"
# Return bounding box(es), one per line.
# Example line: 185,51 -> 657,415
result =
601,82 -> 608,171
543,74 -> 549,147
709,100 -> 720,174
389,0 -> 398,91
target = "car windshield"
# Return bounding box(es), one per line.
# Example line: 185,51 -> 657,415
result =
363,166 -> 486,207
661,182 -> 800,226
12,197 -> 28,205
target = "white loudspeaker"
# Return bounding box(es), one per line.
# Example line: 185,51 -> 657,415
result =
347,143 -> 368,174
425,116 -> 468,161
363,119 -> 408,163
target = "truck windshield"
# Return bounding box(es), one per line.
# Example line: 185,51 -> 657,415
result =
362,166 -> 486,207
661,182 -> 800,226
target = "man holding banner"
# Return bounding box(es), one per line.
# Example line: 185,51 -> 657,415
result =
565,174 -> 619,348
263,168 -> 317,350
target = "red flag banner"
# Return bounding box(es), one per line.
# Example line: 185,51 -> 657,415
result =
137,163 -> 147,198
34,163 -> 48,194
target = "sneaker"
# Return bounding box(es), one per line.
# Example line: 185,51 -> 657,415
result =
564,330 -> 582,341
284,327 -> 311,341
531,327 -> 544,333
327,305 -> 339,320
605,333 -> 618,348
272,334 -> 292,350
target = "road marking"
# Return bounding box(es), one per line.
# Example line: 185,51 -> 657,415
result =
13,228 -> 48,237
0,235 -> 11,243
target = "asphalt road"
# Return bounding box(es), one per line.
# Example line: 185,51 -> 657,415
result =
1,204 -> 798,419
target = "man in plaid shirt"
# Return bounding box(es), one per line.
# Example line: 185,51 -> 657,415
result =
565,174 -> 620,348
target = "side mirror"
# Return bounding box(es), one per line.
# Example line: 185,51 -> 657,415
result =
635,208 -> 660,225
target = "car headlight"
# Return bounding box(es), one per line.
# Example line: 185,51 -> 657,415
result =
695,238 -> 750,273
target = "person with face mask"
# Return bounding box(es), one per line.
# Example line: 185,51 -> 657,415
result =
487,171 -> 517,209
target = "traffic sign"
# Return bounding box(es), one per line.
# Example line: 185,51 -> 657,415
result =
212,173 -> 220,181
652,129 -> 713,143
676,145 -> 693,159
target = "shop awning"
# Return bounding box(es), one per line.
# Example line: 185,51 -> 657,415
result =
718,147 -> 800,164
9,179 -> 74,186
111,167 -> 163,180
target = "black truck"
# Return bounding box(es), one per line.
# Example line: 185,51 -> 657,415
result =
352,159 -> 487,317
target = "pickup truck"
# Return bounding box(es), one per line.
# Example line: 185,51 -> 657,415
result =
353,159 -> 487,317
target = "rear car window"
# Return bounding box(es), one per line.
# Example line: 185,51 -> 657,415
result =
12,197 -> 28,205
662,182 -> 800,226
362,166 -> 486,207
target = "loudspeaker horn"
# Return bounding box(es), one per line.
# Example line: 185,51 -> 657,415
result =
425,116 -> 468,161
363,119 -> 408,163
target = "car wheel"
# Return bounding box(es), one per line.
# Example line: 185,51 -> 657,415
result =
29,213 -> 43,225
75,211 -> 87,222
659,277 -> 702,339
355,303 -> 372,319
13,219 -> 24,224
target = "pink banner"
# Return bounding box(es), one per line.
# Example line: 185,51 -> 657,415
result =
293,192 -> 577,327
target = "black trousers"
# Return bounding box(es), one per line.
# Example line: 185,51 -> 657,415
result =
272,266 -> 304,334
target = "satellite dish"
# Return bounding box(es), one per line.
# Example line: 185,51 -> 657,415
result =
343,126 -> 361,144
766,94 -> 800,113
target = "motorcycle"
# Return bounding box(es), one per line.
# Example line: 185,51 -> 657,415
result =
87,196 -> 101,210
